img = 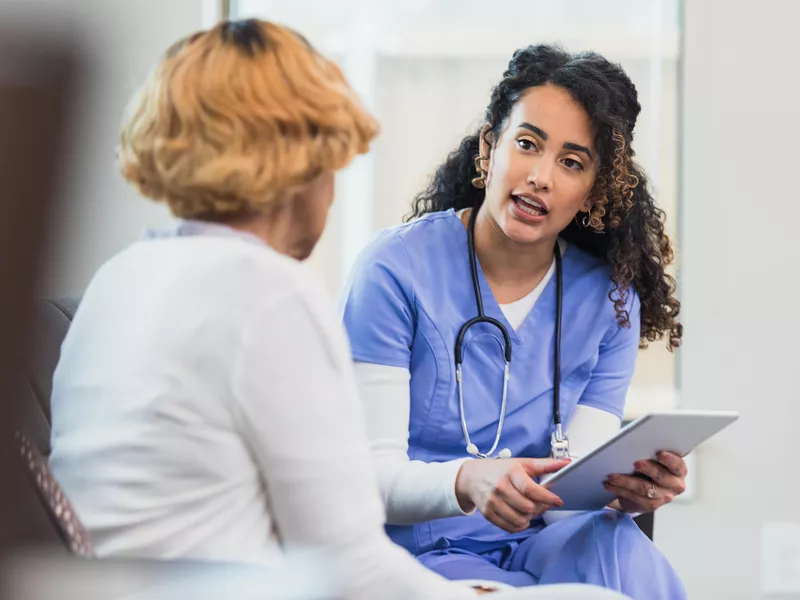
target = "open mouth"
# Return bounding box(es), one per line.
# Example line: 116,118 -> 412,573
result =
511,194 -> 548,217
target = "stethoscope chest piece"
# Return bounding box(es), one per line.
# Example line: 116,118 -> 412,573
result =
551,426 -> 570,459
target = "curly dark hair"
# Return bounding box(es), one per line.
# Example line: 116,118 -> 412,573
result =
409,44 -> 681,350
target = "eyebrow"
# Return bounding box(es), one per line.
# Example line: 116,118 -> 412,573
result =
563,142 -> 593,159
519,122 -> 548,139
519,122 -> 593,159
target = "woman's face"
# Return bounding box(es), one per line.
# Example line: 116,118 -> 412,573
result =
481,84 -> 598,246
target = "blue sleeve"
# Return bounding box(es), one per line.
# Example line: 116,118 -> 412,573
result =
339,231 -> 416,368
578,289 -> 642,420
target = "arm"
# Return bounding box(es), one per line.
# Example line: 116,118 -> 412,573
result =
354,362 -> 473,524
574,290 -> 642,420
342,233 -> 473,524
231,287 -> 471,600
356,363 -> 568,530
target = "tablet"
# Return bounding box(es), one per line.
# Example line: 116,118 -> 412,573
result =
540,410 -> 739,511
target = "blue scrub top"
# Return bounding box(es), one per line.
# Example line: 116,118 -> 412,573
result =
340,209 -> 641,556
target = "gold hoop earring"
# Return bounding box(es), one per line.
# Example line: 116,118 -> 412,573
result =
471,154 -> 488,189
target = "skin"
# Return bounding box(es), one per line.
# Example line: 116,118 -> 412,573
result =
454,85 -> 687,532
469,84 -> 597,304
224,171 -> 335,260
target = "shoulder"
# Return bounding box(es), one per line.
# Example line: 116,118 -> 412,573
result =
359,210 -> 456,260
350,210 -> 459,281
231,243 -> 334,319
201,241 -> 345,356
121,235 -> 332,318
563,241 -> 610,283
345,211 -> 455,292
564,243 -> 640,329
385,210 -> 456,256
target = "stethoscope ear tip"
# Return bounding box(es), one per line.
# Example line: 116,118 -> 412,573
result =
497,448 -> 512,459
466,443 -> 479,456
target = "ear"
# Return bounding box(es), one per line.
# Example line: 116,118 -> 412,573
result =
478,124 -> 495,184
580,177 -> 599,213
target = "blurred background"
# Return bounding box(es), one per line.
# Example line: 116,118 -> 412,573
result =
0,0 -> 798,598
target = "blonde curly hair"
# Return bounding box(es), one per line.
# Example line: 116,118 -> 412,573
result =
118,19 -> 379,219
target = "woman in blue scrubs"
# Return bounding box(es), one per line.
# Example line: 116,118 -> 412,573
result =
341,45 -> 687,598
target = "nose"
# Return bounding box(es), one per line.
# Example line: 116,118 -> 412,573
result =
527,158 -> 553,191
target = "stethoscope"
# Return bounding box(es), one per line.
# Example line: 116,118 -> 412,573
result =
455,207 -> 570,460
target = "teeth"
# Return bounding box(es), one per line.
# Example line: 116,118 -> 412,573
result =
518,203 -> 543,216
514,195 -> 546,212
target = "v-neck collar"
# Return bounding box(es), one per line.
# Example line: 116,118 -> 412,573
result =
445,208 -> 566,345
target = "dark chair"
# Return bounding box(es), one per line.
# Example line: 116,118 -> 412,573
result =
633,503 -> 655,539
15,431 -> 93,557
11,298 -> 86,554
20,298 -> 80,456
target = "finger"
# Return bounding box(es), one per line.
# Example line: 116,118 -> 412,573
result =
512,473 -> 564,507
606,473 -> 655,498
529,501 -> 553,518
519,458 -> 571,478
614,496 -> 648,515
603,483 -> 656,513
657,451 -> 687,478
603,482 -> 675,510
485,510 -> 524,534
486,493 -> 535,527
497,483 -> 537,515
634,460 -> 685,494
607,482 -> 675,509
485,504 -> 532,533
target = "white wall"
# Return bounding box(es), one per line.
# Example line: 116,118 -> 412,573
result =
656,1 -> 800,598
0,0 -> 209,297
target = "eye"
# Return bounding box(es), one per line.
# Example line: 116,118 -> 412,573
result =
562,158 -> 584,171
517,138 -> 537,151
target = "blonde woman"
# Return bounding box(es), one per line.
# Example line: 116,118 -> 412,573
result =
48,19 -> 627,600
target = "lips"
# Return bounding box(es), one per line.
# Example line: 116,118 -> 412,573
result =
511,194 -> 548,216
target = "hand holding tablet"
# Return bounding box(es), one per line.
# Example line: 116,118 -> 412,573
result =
540,410 -> 739,511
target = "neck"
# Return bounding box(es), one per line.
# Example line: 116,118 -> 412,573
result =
220,203 -> 304,259
466,206 -> 556,303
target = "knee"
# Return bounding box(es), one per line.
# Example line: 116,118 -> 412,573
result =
588,511 -> 686,597
590,511 -> 657,553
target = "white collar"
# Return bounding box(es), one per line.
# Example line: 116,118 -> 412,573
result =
141,220 -> 267,247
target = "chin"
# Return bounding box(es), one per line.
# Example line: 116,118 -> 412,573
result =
494,199 -> 552,244
293,248 -> 313,261
292,238 -> 319,261
500,218 -> 550,245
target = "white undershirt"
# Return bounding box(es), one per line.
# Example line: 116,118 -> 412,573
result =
353,241 -> 622,525
498,246 -> 560,331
